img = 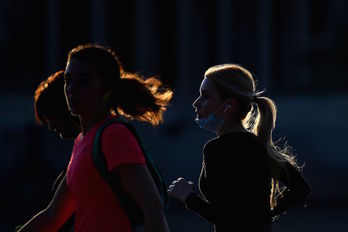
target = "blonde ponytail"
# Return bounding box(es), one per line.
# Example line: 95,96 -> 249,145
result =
252,96 -> 300,209
204,63 -> 304,210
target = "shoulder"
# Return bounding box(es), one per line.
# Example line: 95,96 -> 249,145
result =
102,122 -> 135,139
203,132 -> 266,159
100,121 -> 141,151
204,132 -> 258,149
100,121 -> 146,167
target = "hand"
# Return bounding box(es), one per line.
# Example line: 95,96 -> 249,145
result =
167,177 -> 195,203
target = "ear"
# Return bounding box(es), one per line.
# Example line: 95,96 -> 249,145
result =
223,99 -> 237,113
214,98 -> 237,116
225,98 -> 237,106
224,104 -> 232,112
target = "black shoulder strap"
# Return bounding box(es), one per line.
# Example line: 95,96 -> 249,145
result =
92,117 -> 124,192
92,117 -> 169,224
92,117 -> 143,228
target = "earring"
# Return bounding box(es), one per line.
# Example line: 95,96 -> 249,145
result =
224,104 -> 232,112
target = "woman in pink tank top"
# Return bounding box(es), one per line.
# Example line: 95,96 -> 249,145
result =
19,43 -> 173,232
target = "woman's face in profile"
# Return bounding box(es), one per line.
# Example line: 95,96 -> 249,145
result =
64,58 -> 104,117
192,77 -> 223,120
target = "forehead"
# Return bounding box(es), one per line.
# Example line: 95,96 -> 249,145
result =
65,58 -> 98,76
200,77 -> 217,93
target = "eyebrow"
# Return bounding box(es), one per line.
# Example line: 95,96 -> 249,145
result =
64,72 -> 93,78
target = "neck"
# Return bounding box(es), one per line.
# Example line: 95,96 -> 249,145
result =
80,112 -> 111,135
217,120 -> 248,136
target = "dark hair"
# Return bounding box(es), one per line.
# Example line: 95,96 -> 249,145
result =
67,43 -> 173,126
34,71 -> 75,124
67,43 -> 123,89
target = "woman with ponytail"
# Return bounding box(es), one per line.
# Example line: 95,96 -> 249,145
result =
19,43 -> 172,232
168,64 -> 311,231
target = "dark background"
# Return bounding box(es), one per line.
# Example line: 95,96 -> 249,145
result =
0,0 -> 347,231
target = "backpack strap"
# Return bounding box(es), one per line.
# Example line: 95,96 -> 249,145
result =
121,123 -> 169,211
92,117 -> 169,225
92,117 -> 142,229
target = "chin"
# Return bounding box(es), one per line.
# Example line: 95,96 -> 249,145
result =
69,109 -> 80,117
60,132 -> 75,140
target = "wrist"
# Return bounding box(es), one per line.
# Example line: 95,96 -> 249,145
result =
184,191 -> 195,204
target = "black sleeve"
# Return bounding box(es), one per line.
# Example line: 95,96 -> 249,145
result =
184,192 -> 223,225
183,142 -> 226,226
272,162 -> 312,216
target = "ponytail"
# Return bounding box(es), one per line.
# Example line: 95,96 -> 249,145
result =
253,96 -> 301,209
203,63 -> 304,210
67,43 -> 173,126
111,72 -> 173,126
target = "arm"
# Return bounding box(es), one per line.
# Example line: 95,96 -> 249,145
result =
168,177 -> 223,225
272,162 -> 312,216
185,192 -> 223,224
113,164 -> 169,232
18,174 -> 75,232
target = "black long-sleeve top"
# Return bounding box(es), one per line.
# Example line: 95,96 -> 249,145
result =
185,132 -> 311,232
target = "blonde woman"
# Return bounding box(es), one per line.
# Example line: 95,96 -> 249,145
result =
168,64 -> 311,231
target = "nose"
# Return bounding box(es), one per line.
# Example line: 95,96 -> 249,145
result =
192,97 -> 200,110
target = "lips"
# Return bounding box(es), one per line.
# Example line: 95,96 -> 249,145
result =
67,99 -> 80,113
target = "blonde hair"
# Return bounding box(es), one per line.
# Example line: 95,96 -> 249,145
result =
205,63 -> 301,209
